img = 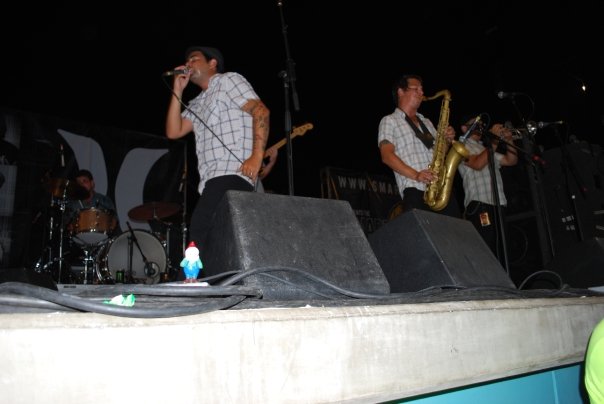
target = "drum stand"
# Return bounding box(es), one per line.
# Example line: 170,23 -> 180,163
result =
56,194 -> 67,284
162,225 -> 172,282
35,188 -> 70,284
81,247 -> 94,285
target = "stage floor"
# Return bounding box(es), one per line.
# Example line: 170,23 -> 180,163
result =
1,281 -> 603,403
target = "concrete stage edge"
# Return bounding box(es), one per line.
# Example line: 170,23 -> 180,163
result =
1,296 -> 603,403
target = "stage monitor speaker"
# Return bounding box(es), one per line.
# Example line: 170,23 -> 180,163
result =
368,209 -> 515,292
546,237 -> 604,288
202,191 -> 390,300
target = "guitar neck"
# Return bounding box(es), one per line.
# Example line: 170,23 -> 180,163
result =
265,133 -> 299,156
264,123 -> 312,158
269,138 -> 289,152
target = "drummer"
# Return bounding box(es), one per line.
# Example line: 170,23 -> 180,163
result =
65,169 -> 118,235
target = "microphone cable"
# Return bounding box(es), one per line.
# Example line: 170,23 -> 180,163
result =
162,77 -> 244,166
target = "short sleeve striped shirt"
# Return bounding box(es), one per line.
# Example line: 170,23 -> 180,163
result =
182,72 -> 258,194
377,108 -> 437,199
458,138 -> 506,207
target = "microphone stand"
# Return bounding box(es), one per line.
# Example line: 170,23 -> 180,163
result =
509,95 -> 555,265
277,0 -> 300,196
554,125 -> 586,243
480,130 -> 510,274
126,221 -> 157,282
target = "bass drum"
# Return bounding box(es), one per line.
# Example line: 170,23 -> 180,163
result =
100,230 -> 165,284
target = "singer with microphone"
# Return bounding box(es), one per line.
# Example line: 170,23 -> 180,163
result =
457,115 -> 518,266
165,46 -> 270,279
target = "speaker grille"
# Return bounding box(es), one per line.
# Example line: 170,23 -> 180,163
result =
202,191 -> 390,300
369,209 -> 515,292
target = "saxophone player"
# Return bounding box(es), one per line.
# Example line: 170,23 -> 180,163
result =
378,74 -> 461,217
457,116 -> 518,264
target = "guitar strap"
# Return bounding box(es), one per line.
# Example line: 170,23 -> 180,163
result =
405,115 -> 434,149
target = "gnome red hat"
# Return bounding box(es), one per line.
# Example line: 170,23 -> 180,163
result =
188,241 -> 197,248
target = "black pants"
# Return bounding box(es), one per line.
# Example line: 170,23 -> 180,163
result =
464,200 -> 507,266
189,175 -> 253,248
402,187 -> 461,218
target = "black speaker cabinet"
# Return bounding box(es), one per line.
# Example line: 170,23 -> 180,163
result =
368,209 -> 515,292
546,237 -> 604,288
0,267 -> 57,290
202,191 -> 390,300
542,143 -> 604,254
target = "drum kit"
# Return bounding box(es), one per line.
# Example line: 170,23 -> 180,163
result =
34,176 -> 183,285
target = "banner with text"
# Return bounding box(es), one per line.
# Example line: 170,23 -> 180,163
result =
320,167 -> 402,234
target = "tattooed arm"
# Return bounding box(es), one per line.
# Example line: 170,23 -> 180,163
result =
240,99 -> 270,181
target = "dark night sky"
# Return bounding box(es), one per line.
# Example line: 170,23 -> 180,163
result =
2,2 -> 603,198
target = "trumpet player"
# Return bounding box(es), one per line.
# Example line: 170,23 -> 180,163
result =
458,116 -> 518,264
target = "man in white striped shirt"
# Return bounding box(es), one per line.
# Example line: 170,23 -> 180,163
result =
458,116 -> 517,262
165,46 -> 270,254
378,74 -> 460,218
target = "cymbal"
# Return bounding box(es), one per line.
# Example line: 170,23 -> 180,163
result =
43,177 -> 69,198
128,202 -> 181,222
43,178 -> 90,200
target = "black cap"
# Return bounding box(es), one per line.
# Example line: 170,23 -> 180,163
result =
185,46 -> 225,73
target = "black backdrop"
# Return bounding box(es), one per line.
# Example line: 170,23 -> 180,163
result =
0,108 -> 191,269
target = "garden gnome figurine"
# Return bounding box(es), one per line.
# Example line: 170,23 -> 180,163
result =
180,241 -> 203,283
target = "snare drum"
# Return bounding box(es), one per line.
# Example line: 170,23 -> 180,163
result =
69,207 -> 117,245
99,230 -> 165,284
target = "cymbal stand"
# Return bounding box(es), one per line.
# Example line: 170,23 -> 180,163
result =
158,219 -> 173,283
81,247 -> 93,284
34,193 -> 55,274
181,141 -> 188,257
151,213 -> 172,282
55,186 -> 69,284
37,193 -> 56,273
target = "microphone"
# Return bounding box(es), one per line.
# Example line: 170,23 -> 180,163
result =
460,115 -> 482,142
497,91 -> 520,99
145,262 -> 157,277
162,68 -> 190,77
59,144 -> 65,167
537,120 -> 564,128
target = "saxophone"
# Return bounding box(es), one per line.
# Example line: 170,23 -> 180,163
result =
422,89 -> 470,211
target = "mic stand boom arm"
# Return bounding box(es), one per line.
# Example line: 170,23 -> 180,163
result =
126,221 -> 157,280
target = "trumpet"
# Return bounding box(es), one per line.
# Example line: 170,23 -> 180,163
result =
499,128 -> 524,140
501,121 -> 535,139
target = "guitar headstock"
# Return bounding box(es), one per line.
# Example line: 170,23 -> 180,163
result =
291,123 -> 313,137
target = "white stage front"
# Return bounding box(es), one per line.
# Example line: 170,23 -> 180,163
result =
1,293 -> 603,403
